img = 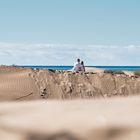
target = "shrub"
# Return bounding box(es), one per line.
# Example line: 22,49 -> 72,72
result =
134,71 -> 140,77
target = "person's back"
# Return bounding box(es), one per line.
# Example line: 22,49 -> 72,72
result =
73,58 -> 82,72
81,61 -> 85,72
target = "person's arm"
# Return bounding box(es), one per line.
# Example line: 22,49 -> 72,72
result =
83,65 -> 85,72
72,62 -> 77,71
81,65 -> 85,72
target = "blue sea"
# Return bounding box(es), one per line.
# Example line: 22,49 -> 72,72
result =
17,66 -> 140,71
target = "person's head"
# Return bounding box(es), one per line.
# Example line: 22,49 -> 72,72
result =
77,58 -> 80,63
81,61 -> 84,65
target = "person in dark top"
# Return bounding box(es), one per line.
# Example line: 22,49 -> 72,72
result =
81,61 -> 85,72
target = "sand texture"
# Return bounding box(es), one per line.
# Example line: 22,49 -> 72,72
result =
0,66 -> 140,140
0,66 -> 140,101
0,97 -> 140,140
0,67 -> 40,101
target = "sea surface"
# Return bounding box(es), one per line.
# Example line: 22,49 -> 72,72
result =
17,66 -> 140,71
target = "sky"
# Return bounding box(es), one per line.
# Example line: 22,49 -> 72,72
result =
0,0 -> 140,65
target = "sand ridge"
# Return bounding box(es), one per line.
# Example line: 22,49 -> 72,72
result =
0,67 -> 40,101
0,66 -> 140,101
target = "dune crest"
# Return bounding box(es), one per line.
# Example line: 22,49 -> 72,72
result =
0,66 -> 139,101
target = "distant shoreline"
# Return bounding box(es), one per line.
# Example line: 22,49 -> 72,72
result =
13,65 -> 140,71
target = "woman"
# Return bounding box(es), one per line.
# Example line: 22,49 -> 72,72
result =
81,61 -> 85,72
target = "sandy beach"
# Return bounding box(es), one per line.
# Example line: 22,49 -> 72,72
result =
0,66 -> 140,140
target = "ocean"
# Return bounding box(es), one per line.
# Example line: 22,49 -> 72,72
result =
17,66 -> 140,71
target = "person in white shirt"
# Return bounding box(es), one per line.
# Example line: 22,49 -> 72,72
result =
72,58 -> 82,72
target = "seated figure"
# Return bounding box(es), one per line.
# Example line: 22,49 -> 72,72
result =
72,58 -> 85,72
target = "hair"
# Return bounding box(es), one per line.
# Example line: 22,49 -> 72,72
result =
77,58 -> 80,62
81,61 -> 84,65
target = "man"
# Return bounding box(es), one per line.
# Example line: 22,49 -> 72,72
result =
73,58 -> 82,72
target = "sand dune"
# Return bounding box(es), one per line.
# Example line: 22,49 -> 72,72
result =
0,66 -> 140,101
0,66 -> 140,140
0,97 -> 140,140
0,67 -> 40,101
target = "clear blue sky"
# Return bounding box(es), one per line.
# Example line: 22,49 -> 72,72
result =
0,0 -> 140,65
0,0 -> 140,45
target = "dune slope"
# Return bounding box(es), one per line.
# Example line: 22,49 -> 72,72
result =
0,66 -> 140,101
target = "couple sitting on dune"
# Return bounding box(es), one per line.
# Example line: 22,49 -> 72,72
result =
72,58 -> 85,72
